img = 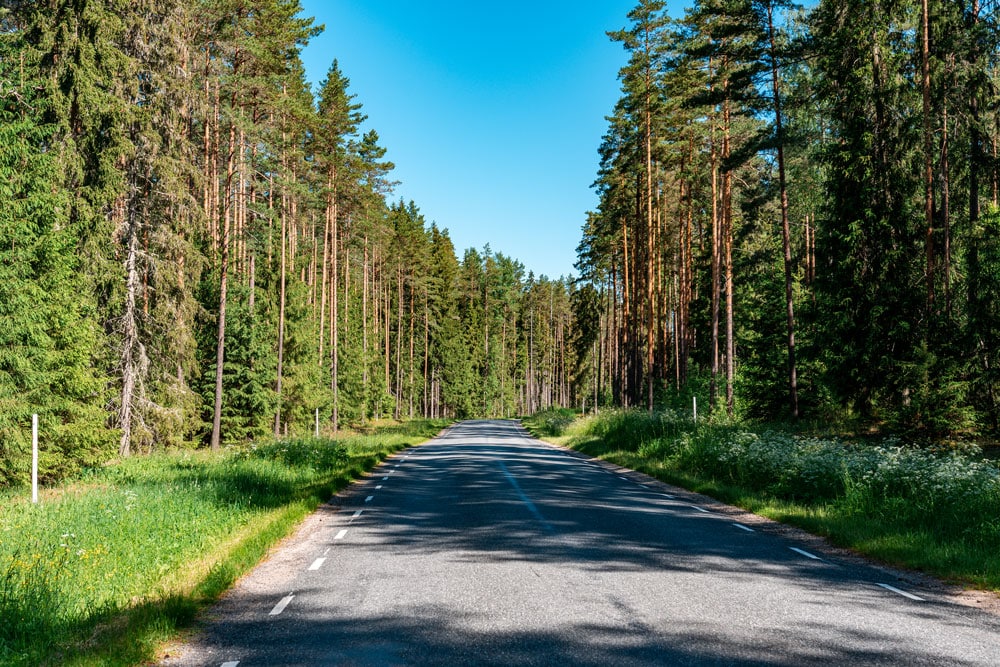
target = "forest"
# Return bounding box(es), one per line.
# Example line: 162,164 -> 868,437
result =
2,0 -> 1000,487
0,0 -> 577,485
576,0 -> 1000,434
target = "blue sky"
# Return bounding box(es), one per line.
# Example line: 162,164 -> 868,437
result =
297,1 -> 686,280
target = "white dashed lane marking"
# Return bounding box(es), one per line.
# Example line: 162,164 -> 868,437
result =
308,558 -> 326,571
334,529 -> 348,540
789,547 -> 822,560
732,523 -> 755,532
269,594 -> 294,616
690,505 -> 711,513
877,583 -> 925,601
352,510 -> 363,518
365,495 -> 374,502
221,662 -> 240,667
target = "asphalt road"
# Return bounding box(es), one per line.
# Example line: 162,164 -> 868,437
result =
162,419 -> 1000,666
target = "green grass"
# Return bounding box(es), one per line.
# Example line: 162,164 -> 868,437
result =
521,407 -> 578,437
526,410 -> 1000,591
0,419 -> 449,666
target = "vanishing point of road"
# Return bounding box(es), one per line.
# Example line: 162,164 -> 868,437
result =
162,419 -> 1000,666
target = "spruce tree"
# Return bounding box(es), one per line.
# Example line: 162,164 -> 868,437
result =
0,25 -> 107,482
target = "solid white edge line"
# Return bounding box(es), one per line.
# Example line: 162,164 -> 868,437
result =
877,583 -> 925,601
269,594 -> 294,616
308,558 -> 326,571
732,523 -> 755,532
365,495 -> 374,502
789,547 -> 822,560
334,529 -> 348,540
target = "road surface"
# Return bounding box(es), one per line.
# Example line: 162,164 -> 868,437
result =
162,419 -> 1000,666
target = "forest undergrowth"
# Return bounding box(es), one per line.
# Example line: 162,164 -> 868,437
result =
524,408 -> 1000,592
0,419 -> 448,667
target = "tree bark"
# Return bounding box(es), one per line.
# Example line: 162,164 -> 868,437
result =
274,206 -> 287,437
767,1 -> 799,418
921,0 -> 935,309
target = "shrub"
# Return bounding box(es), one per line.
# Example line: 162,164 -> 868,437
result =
578,410 -> 1000,544
525,407 -> 577,437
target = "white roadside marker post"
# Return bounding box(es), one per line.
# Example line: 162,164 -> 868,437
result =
31,414 -> 38,504
315,408 -> 319,438
693,396 -> 698,424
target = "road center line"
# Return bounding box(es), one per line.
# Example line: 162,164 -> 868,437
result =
221,661 -> 240,667
382,476 -> 389,480
877,583 -> 925,601
269,594 -> 294,616
498,462 -> 553,532
334,529 -> 348,540
376,485 -> 383,489
352,510 -> 363,518
732,523 -> 755,532
365,495 -> 374,502
690,505 -> 711,513
308,558 -> 326,571
789,547 -> 822,560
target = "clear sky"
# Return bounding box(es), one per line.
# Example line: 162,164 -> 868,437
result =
296,1 -> 685,280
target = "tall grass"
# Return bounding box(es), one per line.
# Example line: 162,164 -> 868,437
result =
0,419 -> 448,666
521,407 -> 577,437
531,410 -> 1000,589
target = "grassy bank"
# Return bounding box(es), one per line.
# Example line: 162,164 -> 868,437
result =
0,420 -> 448,666
524,408 -> 1000,591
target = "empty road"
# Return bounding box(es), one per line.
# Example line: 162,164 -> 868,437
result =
163,420 -> 1000,666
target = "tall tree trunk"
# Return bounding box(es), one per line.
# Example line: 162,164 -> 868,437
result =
210,108 -> 236,451
767,1 -> 799,418
969,0 -> 982,229
710,114 -> 721,412
362,238 -> 369,420
622,217 -> 632,407
395,266 -> 403,420
423,292 -> 429,417
330,194 -> 339,432
408,284 -> 415,418
723,88 -> 735,417
921,0 -> 935,309
644,60 -> 655,413
119,191 -> 143,457
942,94 -> 952,315
274,207 -> 287,437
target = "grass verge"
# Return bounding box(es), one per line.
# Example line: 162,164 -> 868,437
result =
0,419 -> 449,666
523,408 -> 1000,591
